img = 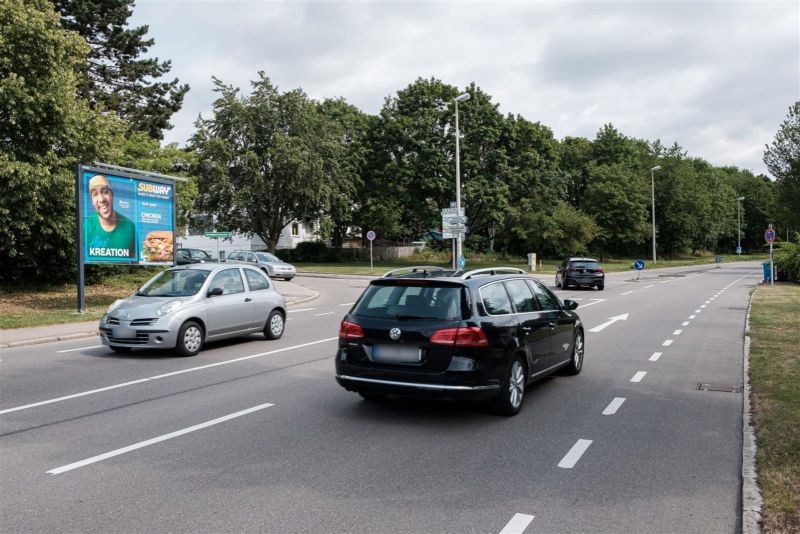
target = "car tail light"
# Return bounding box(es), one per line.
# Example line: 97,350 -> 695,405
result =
597,269 -> 604,273
339,320 -> 364,338
430,327 -> 489,347
566,268 -> 576,272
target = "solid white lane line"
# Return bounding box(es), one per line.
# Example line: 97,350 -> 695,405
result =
689,315 -> 696,319
662,339 -> 674,346
499,513 -> 535,534
576,298 -> 606,308
0,337 -> 338,415
47,402 -> 275,475
602,397 -> 626,415
649,352 -> 662,362
288,308 -> 316,313
631,371 -> 647,383
558,439 -> 593,468
622,290 -> 634,295
682,321 -> 690,326
0,379 -> 152,415
644,285 -> 655,288
338,302 -> 355,306
673,330 -> 682,335
314,312 -> 335,316
57,345 -> 103,353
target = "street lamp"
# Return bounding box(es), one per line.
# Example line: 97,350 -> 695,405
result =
650,165 -> 661,264
453,92 -> 470,270
737,196 -> 745,257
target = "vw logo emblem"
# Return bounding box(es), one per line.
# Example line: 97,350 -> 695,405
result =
389,328 -> 401,341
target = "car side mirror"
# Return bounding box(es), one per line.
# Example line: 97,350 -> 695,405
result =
207,287 -> 224,297
563,299 -> 579,311
250,258 -> 258,263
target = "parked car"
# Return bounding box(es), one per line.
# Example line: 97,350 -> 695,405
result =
226,250 -> 296,281
555,257 -> 605,290
99,264 -> 286,356
176,248 -> 218,265
335,266 -> 584,415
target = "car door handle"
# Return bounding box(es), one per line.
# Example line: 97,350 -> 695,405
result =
244,298 -> 252,302
522,326 -> 532,333
548,322 -> 556,328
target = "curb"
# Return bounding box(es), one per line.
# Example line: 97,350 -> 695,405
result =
0,292 -> 320,350
742,288 -> 763,534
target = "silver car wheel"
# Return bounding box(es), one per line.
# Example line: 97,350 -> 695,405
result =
183,325 -> 202,353
573,333 -> 584,370
270,313 -> 284,337
509,360 -> 525,409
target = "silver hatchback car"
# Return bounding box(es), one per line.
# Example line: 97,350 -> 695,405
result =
99,264 -> 286,356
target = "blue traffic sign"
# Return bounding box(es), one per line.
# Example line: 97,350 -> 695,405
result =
736,246 -> 742,254
458,255 -> 465,269
633,259 -> 645,270
764,228 -> 776,243
366,230 -> 376,241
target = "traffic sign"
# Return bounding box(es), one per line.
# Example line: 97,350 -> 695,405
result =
764,228 -> 776,243
366,230 -> 376,241
205,231 -> 232,238
441,207 -> 464,216
736,246 -> 742,254
458,255 -> 465,269
443,215 -> 468,225
633,259 -> 645,271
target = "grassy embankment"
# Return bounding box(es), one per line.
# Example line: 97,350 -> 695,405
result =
0,252 -> 766,329
748,283 -> 800,533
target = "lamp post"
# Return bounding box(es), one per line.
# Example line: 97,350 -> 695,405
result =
737,196 -> 745,257
650,165 -> 661,264
453,92 -> 470,270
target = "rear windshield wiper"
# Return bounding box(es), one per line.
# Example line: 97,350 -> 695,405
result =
395,314 -> 436,320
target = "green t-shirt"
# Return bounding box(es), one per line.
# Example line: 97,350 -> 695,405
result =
85,212 -> 136,260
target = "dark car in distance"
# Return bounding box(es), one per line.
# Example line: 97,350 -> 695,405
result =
555,257 -> 605,290
176,248 -> 218,266
335,267 -> 584,415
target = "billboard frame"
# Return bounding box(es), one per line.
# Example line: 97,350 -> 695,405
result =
76,162 -> 187,313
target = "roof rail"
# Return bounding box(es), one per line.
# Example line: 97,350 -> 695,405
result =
458,267 -> 526,280
381,266 -> 451,278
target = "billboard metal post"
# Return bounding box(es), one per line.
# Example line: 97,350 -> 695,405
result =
76,164 -> 86,313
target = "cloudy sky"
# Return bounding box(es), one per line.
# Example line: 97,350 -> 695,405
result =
132,0 -> 799,176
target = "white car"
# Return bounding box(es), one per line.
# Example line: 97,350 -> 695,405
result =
99,264 -> 286,356
227,250 -> 297,281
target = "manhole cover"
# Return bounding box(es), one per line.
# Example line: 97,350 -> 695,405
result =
697,383 -> 742,393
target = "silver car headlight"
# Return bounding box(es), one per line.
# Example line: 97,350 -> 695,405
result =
157,300 -> 184,316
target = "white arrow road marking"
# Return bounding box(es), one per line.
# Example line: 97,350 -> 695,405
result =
499,513 -> 535,534
47,402 -> 275,475
589,313 -> 629,333
558,439 -> 593,468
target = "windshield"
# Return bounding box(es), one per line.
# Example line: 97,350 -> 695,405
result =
256,253 -> 281,263
353,283 -> 465,320
137,269 -> 210,297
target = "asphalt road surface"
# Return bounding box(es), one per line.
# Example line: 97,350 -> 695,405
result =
0,262 -> 762,533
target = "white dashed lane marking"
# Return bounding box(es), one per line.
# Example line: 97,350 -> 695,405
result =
602,397 -> 626,415
558,439 -> 593,468
499,513 -> 535,534
649,352 -> 662,362
631,371 -> 647,382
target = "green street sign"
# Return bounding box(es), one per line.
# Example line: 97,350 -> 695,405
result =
205,231 -> 232,238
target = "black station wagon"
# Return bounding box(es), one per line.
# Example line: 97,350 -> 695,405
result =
335,267 -> 584,415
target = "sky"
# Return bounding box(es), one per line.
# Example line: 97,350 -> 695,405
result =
132,0 -> 800,177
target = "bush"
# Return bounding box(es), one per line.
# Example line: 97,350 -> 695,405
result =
775,234 -> 800,282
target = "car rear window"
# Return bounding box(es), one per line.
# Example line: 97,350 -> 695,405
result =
353,283 -> 465,320
570,260 -> 600,270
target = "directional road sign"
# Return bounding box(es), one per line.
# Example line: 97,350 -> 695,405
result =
205,231 -> 232,238
633,259 -> 645,270
764,228 -> 776,243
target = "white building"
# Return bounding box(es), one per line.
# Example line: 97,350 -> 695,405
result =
177,220 -> 320,261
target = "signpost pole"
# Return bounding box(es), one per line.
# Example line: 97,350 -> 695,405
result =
76,164 -> 85,314
769,224 -> 774,286
370,240 -> 373,271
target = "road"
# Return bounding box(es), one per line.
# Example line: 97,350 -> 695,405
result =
0,262 -> 761,532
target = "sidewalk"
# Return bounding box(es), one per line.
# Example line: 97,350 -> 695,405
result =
0,283 -> 319,350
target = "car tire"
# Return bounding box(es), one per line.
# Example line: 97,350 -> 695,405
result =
264,309 -> 285,340
492,355 -> 526,416
110,346 -> 131,353
597,283 -> 604,291
176,320 -> 203,356
283,277 -> 292,281
358,391 -> 387,401
563,330 -> 584,375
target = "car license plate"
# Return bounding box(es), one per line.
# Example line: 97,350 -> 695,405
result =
113,327 -> 137,339
371,345 -> 422,364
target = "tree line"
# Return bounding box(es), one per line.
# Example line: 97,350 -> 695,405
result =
1,0 -> 797,284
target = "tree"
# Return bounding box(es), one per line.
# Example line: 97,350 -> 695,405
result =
191,74 -> 341,252
764,101 -> 800,231
0,0 -> 122,284
54,0 -> 189,139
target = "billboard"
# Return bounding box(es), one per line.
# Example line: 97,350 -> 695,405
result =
79,167 -> 175,265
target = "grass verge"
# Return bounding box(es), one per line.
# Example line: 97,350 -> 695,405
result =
748,282 -> 800,532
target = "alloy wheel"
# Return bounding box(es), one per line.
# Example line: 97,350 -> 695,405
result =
509,360 -> 525,408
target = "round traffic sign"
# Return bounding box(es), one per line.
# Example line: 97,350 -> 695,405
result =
458,255 -> 465,269
366,230 -> 376,241
633,259 -> 645,270
764,228 -> 776,243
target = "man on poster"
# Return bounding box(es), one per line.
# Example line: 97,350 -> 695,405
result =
85,174 -> 136,259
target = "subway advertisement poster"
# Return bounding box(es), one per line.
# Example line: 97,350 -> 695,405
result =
81,169 -> 175,265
